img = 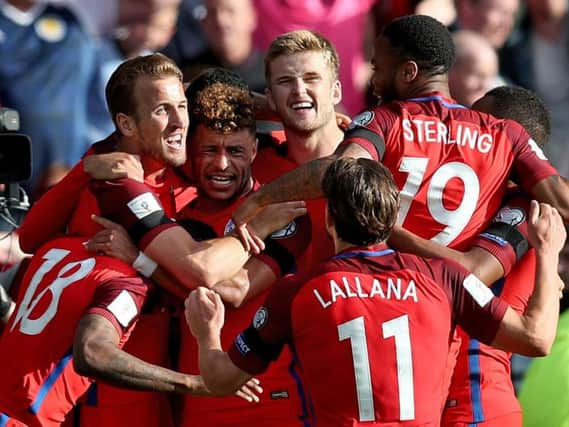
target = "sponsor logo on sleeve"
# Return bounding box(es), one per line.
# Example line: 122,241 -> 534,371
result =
270,220 -> 297,239
235,333 -> 251,356
494,206 -> 525,226
348,111 -> 374,130
107,290 -> 138,327
463,274 -> 494,307
253,307 -> 268,330
127,192 -> 162,220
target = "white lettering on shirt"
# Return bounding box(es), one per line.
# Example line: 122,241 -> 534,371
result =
314,276 -> 419,308
401,119 -> 493,154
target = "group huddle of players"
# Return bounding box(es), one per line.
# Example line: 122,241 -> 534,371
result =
0,13 -> 567,427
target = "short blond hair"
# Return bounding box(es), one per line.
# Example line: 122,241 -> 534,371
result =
264,30 -> 340,81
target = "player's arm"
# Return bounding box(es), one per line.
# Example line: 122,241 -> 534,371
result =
18,160 -> 89,253
490,201 -> 565,355
83,152 -> 143,181
86,217 -> 276,304
74,312 -> 211,394
458,201 -> 565,356
91,179 -> 306,287
389,195 -> 531,286
212,257 -> 277,308
184,287 -> 256,395
528,175 -> 569,223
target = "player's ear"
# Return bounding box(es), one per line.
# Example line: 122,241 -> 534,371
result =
117,113 -> 136,137
265,88 -> 277,112
332,79 -> 342,106
400,61 -> 419,83
250,137 -> 258,163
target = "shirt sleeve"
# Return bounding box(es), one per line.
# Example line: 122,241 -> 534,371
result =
471,191 -> 530,276
89,178 -> 176,249
338,107 -> 397,160
508,120 -> 559,190
18,159 -> 90,253
228,273 -> 302,375
86,275 -> 151,344
260,213 -> 312,277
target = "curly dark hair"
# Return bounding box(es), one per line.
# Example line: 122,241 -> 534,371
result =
483,86 -> 551,148
322,157 -> 400,246
186,68 -> 256,135
382,14 -> 455,76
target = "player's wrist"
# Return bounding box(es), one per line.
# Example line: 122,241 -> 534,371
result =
132,251 -> 158,278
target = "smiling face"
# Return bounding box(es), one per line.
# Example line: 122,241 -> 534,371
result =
266,51 -> 341,134
128,76 -> 188,167
190,125 -> 257,201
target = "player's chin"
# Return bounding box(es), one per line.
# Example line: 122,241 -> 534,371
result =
164,151 -> 186,167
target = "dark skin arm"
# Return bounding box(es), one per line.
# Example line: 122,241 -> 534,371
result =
233,143 -> 373,249
388,225 -> 504,286
72,313 -> 262,401
528,176 -> 569,223
73,313 -> 209,394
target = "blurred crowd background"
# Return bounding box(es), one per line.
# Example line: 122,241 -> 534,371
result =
1,1 -> 569,423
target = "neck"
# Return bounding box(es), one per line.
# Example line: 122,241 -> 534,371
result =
405,76 -> 451,99
220,40 -> 253,66
116,135 -> 167,184
284,121 -> 344,165
334,238 -> 354,254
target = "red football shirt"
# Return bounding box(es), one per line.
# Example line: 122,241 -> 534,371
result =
343,93 -> 558,250
229,244 -> 508,426
0,237 -> 149,427
177,187 -> 309,426
253,144 -> 334,273
18,134 -> 195,253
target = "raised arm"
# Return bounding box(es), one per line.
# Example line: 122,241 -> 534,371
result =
528,175 -> 569,223
490,201 -> 565,356
184,287 -> 254,396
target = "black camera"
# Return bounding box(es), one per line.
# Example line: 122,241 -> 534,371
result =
0,107 -> 32,232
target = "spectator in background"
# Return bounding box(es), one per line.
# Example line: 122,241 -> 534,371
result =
165,0 -> 266,94
453,0 -> 520,50
449,30 -> 502,106
251,0 -> 377,116
0,0 -> 97,199
88,0 -> 181,143
500,0 -> 569,178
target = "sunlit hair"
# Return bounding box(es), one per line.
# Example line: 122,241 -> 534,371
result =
186,68 -> 256,136
265,30 -> 340,81
322,157 -> 400,245
105,53 -> 182,130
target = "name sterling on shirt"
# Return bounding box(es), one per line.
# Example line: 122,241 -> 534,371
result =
402,118 -> 493,154
314,276 -> 418,308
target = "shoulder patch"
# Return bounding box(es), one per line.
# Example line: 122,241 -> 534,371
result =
127,192 -> 162,220
107,290 -> 138,327
348,111 -> 374,129
253,307 -> 268,330
270,220 -> 297,239
494,206 -> 525,226
463,274 -> 494,307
